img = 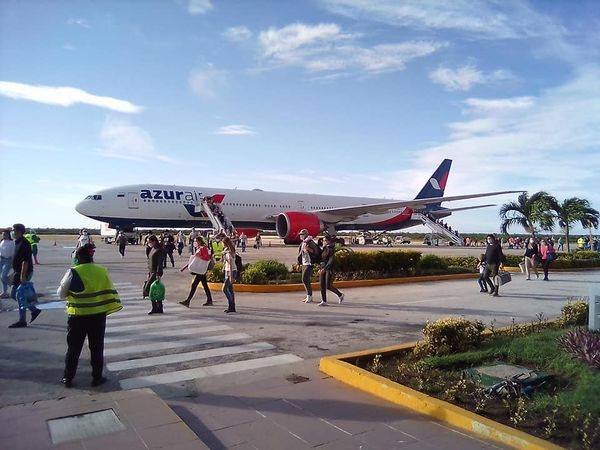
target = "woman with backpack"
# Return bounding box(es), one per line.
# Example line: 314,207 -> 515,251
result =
221,236 -> 237,313
179,236 -> 213,307
298,229 -> 320,303
318,234 -> 344,307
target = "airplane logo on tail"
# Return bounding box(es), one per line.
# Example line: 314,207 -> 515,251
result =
429,178 -> 441,190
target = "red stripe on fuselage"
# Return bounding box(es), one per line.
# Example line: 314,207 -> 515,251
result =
211,194 -> 225,203
370,208 -> 413,226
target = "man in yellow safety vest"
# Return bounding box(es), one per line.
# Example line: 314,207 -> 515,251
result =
57,244 -> 122,388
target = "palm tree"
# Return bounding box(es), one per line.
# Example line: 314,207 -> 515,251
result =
548,197 -> 599,252
499,191 -> 554,235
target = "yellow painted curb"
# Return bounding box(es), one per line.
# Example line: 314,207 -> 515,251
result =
207,272 -> 479,293
505,266 -> 600,273
319,345 -> 564,450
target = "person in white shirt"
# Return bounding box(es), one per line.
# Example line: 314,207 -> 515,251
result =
77,229 -> 93,248
0,230 -> 15,298
221,236 -> 237,314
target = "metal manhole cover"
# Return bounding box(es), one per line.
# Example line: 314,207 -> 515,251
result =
47,408 -> 126,444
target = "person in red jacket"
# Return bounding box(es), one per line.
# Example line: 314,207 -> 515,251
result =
179,236 -> 213,307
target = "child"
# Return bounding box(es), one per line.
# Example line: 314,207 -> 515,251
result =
477,254 -> 487,293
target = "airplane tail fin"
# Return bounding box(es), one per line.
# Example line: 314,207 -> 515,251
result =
414,159 -> 452,211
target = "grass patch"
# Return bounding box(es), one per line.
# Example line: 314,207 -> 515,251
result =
363,327 -> 600,448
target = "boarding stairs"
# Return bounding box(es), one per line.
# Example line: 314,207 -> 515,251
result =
417,213 -> 463,246
199,198 -> 234,234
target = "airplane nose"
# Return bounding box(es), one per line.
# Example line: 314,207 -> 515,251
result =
75,200 -> 89,216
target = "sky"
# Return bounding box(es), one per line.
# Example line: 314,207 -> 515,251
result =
1,0 -> 599,233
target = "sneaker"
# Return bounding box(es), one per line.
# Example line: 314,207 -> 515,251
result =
318,301 -> 327,307
91,376 -> 108,387
479,289 -> 487,293
0,292 -> 9,299
526,278 -> 531,281
304,296 -> 313,303
338,293 -> 344,304
8,321 -> 27,328
30,309 -> 41,323
202,301 -> 213,306
224,309 -> 236,313
61,378 -> 73,388
147,310 -> 155,315
179,300 -> 191,307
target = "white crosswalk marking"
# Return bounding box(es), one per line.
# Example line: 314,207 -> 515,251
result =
119,354 -> 303,389
106,318 -> 213,333
105,325 -> 231,344
106,342 -> 275,372
105,333 -> 250,357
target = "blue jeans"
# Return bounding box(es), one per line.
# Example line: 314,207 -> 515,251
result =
222,276 -> 235,311
12,275 -> 38,322
0,257 -> 11,294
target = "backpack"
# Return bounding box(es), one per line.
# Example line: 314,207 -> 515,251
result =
235,254 -> 243,274
308,241 -> 322,264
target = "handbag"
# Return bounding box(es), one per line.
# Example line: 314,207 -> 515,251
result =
188,254 -> 209,274
494,271 -> 512,286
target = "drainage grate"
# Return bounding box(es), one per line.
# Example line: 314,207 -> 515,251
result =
47,409 -> 126,444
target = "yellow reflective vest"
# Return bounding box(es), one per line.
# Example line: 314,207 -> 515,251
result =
577,237 -> 585,249
66,263 -> 122,316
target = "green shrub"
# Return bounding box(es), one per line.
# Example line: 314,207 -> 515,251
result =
241,265 -> 268,284
205,262 -> 224,282
504,254 -> 522,267
561,300 -> 589,326
249,259 -> 288,280
414,317 -> 485,357
418,254 -> 448,273
572,250 -> 600,260
442,256 -> 480,271
334,250 -> 421,275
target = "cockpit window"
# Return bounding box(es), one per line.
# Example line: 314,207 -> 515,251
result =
85,195 -> 102,200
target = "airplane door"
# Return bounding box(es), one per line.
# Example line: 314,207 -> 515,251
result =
297,200 -> 305,210
127,192 -> 139,209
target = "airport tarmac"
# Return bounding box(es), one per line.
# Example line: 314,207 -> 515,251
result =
1,239 -> 595,449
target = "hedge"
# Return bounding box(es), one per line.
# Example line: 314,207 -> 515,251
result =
204,250 -> 600,285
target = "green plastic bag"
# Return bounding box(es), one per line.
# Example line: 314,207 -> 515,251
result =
149,279 -> 165,302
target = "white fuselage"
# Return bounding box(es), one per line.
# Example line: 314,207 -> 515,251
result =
75,184 -> 427,232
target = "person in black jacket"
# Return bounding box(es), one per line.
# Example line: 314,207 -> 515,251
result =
144,235 -> 164,314
318,235 -> 344,306
482,234 -> 503,296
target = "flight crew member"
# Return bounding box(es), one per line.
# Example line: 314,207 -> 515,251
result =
57,244 -> 122,387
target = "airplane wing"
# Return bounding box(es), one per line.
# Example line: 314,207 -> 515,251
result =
312,191 -> 521,222
428,204 -> 496,214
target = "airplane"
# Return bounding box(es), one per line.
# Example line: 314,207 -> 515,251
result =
75,159 -> 519,244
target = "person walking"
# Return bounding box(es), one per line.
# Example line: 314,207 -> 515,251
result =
176,230 -> 185,256
0,230 -> 15,298
77,229 -> 93,249
298,229 -> 319,303
539,238 -> 556,281
144,235 -> 164,314
188,228 -> 197,254
57,243 -> 122,388
318,234 -> 344,307
523,237 -> 539,280
482,234 -> 503,297
240,232 -> 247,253
556,236 -> 564,252
164,233 -> 176,268
476,254 -> 487,293
8,224 -> 42,328
25,230 -> 40,265
255,232 -> 262,249
221,236 -> 237,313
116,232 -> 128,258
179,236 -> 213,307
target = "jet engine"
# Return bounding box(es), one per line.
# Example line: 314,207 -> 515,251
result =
276,212 -> 323,245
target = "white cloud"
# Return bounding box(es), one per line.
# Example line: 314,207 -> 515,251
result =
0,81 -> 142,113
320,0 -> 563,40
188,65 -> 227,99
258,22 -> 444,76
406,67 -> 600,211
222,26 -> 252,42
67,18 -> 90,28
464,96 -> 535,113
97,118 -> 177,163
215,125 -> 257,136
188,0 -> 213,15
429,65 -> 513,91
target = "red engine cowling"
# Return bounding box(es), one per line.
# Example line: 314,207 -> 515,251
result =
276,212 -> 322,245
